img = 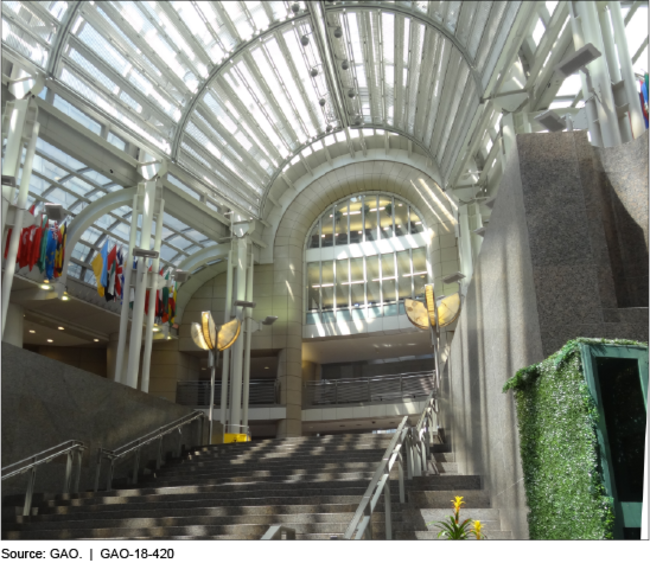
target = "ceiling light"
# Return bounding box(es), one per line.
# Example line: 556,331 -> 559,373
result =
300,35 -> 309,46
334,26 -> 343,39
319,98 -> 326,107
58,326 -> 65,331
311,68 -> 319,77
47,339 -> 53,343
341,59 -> 349,70
29,330 -> 35,334
40,284 -> 51,290
93,339 -> 99,342
291,3 -> 300,14
554,43 -> 602,79
152,327 -> 160,332
264,366 -> 269,369
61,295 -> 69,301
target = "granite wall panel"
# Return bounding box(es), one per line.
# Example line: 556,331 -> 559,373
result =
2,343 -> 196,498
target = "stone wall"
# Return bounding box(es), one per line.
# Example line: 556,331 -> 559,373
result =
445,130 -> 649,540
2,343 -> 197,498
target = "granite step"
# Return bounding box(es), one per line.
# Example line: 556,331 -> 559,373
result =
408,489 -> 491,508
408,475 -> 482,490
411,530 -> 513,540
7,510 -> 405,532
6,519 -> 408,540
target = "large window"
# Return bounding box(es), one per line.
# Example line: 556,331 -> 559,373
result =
305,194 -> 428,325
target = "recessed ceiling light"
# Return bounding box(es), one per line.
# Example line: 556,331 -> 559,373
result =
61,295 -> 69,301
29,330 -> 35,334
47,339 -> 53,343
93,339 -> 99,342
264,366 -> 269,369
40,284 -> 50,290
58,326 -> 65,331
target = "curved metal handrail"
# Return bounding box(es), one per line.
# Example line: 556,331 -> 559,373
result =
344,387 -> 441,540
1,440 -> 86,516
94,410 -> 206,492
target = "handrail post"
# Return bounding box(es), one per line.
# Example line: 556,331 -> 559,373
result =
156,436 -> 163,471
73,449 -> 82,494
367,377 -> 371,402
132,446 -> 141,485
420,438 -> 427,475
176,428 -> 183,458
106,459 -> 115,492
22,465 -> 36,517
94,449 -> 102,493
400,373 -> 403,398
334,380 -> 338,405
397,453 -> 405,503
384,477 -> 392,540
63,450 -> 73,494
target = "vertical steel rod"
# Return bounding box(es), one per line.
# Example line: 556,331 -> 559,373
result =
384,478 -> 392,540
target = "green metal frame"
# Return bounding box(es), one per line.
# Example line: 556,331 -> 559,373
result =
579,343 -> 648,539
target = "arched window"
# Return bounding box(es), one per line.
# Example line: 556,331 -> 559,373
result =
305,193 -> 429,326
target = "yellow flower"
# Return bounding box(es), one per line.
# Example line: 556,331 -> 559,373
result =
452,496 -> 465,512
472,520 -> 484,539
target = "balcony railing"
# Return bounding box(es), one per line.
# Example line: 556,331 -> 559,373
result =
303,371 -> 435,407
176,379 -> 279,408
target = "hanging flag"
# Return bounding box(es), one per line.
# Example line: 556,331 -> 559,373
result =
36,217 -> 49,274
28,213 -> 45,272
128,257 -> 136,308
54,222 -> 67,278
169,281 -> 177,326
44,223 -> 59,281
115,247 -> 124,302
99,239 -> 110,287
105,244 -> 118,301
91,243 -> 106,297
161,269 -> 170,323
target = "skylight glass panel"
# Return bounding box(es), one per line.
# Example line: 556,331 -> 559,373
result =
170,1 -> 213,52
77,23 -> 130,75
247,1 -> 271,32
107,132 -> 126,151
2,16 -> 50,66
626,6 -> 648,63
166,235 -> 194,251
546,2 -> 559,16
467,3 -> 492,59
223,1 -> 253,40
166,175 -> 201,201
445,1 -> 462,33
532,18 -> 546,47
195,2 -> 237,54
556,74 -> 582,97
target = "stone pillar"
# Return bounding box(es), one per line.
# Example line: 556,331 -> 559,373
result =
2,303 -> 23,348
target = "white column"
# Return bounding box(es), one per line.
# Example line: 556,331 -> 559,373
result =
220,247 -> 234,428
1,99 -> 29,233
597,3 -> 632,143
229,236 -> 248,431
569,2 -> 604,147
1,118 -> 39,339
608,0 -> 646,139
140,197 -> 165,393
575,1 -> 622,147
125,180 -> 156,389
241,250 -> 255,430
114,191 -> 140,383
3,303 -> 24,347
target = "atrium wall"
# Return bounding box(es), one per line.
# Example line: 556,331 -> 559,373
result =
444,130 -> 649,540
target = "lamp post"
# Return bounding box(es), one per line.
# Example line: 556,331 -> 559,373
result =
191,312 -> 241,443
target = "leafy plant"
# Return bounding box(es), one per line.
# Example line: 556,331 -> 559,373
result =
432,496 -> 485,540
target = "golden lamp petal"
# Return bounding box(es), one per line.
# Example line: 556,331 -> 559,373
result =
201,311 -> 217,349
404,299 -> 429,330
191,322 -> 210,351
217,318 -> 241,351
437,293 -> 461,328
425,284 -> 437,326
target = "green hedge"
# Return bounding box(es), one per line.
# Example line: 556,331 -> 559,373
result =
502,337 -> 645,539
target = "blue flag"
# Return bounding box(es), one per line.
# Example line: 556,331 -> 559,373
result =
99,239 -> 109,287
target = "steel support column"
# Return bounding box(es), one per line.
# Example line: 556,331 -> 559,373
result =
125,180 -> 157,389
1,106 -> 39,338
241,249 -> 255,429
219,246 -> 234,435
608,0 -> 646,139
114,191 -> 140,383
140,197 -> 165,393
229,235 -> 249,432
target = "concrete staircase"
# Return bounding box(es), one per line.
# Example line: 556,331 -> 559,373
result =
3,434 -> 511,540
398,445 -> 513,540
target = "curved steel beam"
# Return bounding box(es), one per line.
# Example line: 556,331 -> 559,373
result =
60,187 -> 137,290
260,125 -> 437,213
46,1 -> 83,77
170,14 -> 311,162
177,243 -> 231,274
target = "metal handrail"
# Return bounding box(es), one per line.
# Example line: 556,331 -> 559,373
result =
344,388 -> 440,540
1,440 -> 86,516
303,371 -> 435,406
94,411 -> 206,492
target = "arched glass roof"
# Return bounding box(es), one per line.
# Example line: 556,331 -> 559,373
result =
1,1 -> 521,215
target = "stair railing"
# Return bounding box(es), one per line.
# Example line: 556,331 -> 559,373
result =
94,411 -> 206,492
261,525 -> 297,540
1,440 -> 86,516
344,388 -> 441,540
